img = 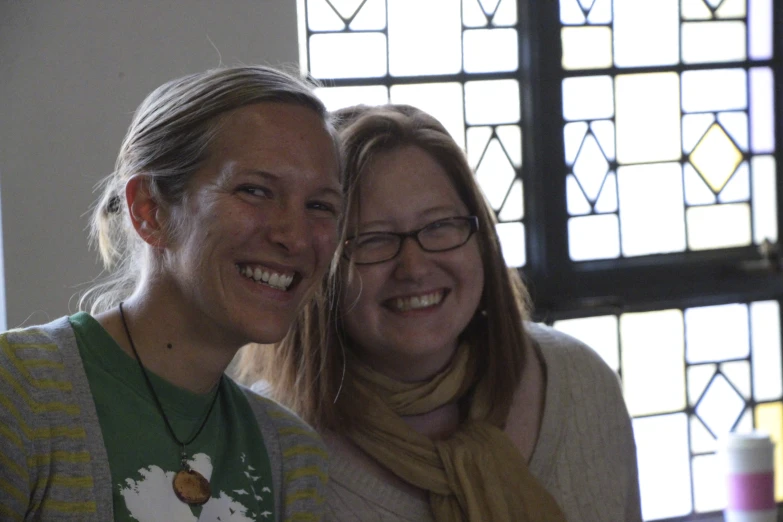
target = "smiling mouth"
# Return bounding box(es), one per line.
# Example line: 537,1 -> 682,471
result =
385,290 -> 446,312
237,264 -> 298,291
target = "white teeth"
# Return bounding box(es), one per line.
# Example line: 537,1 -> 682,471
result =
239,264 -> 295,291
392,291 -> 443,312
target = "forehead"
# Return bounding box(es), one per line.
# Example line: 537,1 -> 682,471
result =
356,145 -> 466,217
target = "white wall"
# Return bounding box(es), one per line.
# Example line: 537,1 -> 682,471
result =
0,0 -> 299,328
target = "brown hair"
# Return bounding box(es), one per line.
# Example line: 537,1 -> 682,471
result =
79,65 -> 333,314
238,104 -> 531,430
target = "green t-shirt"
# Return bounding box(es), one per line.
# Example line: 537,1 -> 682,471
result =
70,312 -> 276,521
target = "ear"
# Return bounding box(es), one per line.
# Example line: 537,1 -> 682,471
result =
125,175 -> 166,247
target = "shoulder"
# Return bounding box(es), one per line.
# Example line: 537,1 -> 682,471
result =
238,384 -> 329,519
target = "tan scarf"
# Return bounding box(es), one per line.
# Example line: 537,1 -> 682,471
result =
343,343 -> 567,522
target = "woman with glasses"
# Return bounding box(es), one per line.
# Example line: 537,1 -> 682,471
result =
240,104 -> 642,521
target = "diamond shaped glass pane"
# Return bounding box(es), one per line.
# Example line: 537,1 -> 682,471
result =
695,374 -> 746,437
572,134 -> 609,202
564,122 -> 588,165
690,123 -> 743,193
475,138 -> 515,210
688,364 -> 717,407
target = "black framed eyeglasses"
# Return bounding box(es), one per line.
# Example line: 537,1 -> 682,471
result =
343,216 -> 480,265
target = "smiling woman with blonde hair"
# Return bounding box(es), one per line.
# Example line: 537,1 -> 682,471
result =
242,103 -> 642,521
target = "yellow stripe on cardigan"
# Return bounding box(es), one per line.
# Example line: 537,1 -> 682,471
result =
284,465 -> 328,485
285,488 -> 325,505
28,450 -> 91,467
0,477 -> 28,505
0,502 -> 24,522
1,338 -> 71,391
0,394 -> 85,440
0,449 -> 28,482
0,422 -> 23,449
37,498 -> 97,514
20,359 -> 66,371
37,475 -> 93,489
0,368 -> 79,415
282,445 -> 328,460
284,514 -> 321,522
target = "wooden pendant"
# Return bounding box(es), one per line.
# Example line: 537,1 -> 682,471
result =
172,468 -> 211,505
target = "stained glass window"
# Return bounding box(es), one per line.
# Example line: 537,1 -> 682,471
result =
300,1 -> 781,520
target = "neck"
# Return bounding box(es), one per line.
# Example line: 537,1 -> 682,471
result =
96,289 -> 238,394
401,402 -> 461,440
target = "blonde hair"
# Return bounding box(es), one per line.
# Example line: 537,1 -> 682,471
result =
79,65 -> 331,314
239,104 -> 531,429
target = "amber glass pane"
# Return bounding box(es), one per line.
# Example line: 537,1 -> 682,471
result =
689,124 -> 743,193
755,402 -> 783,501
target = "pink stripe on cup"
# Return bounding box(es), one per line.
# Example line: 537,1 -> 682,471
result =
727,472 -> 775,510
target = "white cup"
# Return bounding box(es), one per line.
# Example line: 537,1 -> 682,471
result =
720,432 -> 776,522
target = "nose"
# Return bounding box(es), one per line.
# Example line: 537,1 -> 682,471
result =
393,236 -> 431,280
267,207 -> 309,254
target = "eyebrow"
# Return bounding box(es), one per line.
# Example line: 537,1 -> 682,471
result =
358,205 -> 465,230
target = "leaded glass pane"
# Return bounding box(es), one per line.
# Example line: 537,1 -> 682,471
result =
561,27 -> 613,70
615,73 -> 681,165
562,76 -> 614,121
689,123 -> 743,192
692,454 -> 725,512
695,374 -> 745,437
721,361 -> 751,400
390,83 -> 465,148
681,21 -> 747,64
750,67 -> 775,153
496,222 -> 525,267
475,138 -> 515,210
752,156 -> 778,243
568,214 -> 620,261
681,69 -> 747,113
618,163 -> 686,257
686,304 -> 750,363
495,126 -> 522,167
621,310 -> 686,416
309,33 -> 387,78
751,301 -> 783,402
717,111 -> 749,151
749,0 -> 773,59
566,175 -> 591,216
491,0 -> 517,26
552,315 -> 620,371
498,179 -> 524,222
686,203 -> 752,250
464,80 -> 520,125
572,133 -> 609,202
684,163 -> 718,206
594,172 -> 618,213
688,364 -> 717,407
613,0 -> 679,67
634,413 -> 692,520
388,0 -> 461,76
306,0 -> 346,31
681,0 -> 712,19
755,401 -> 783,501
716,0 -> 746,18
348,0 -> 385,30
315,85 -> 388,111
463,29 -> 518,73
717,161 -> 749,203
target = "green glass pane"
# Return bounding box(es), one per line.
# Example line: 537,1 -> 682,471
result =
689,123 -> 743,193
682,21 -> 747,64
552,315 -> 619,371
751,301 -> 783,401
561,26 -> 613,70
464,29 -> 518,73
613,0 -> 679,67
621,310 -> 686,416
633,414 -> 692,519
686,203 -> 752,250
751,156 -> 778,243
496,222 -> 525,267
388,0 -> 461,76
615,73 -> 681,164
618,162 -> 686,257
568,214 -> 620,261
390,83 -> 465,148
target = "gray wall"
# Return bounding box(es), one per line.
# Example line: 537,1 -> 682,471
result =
0,0 -> 299,329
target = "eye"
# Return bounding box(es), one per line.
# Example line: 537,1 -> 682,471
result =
238,185 -> 272,198
307,200 -> 339,216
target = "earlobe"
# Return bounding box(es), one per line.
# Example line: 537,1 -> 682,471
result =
125,175 -> 165,247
